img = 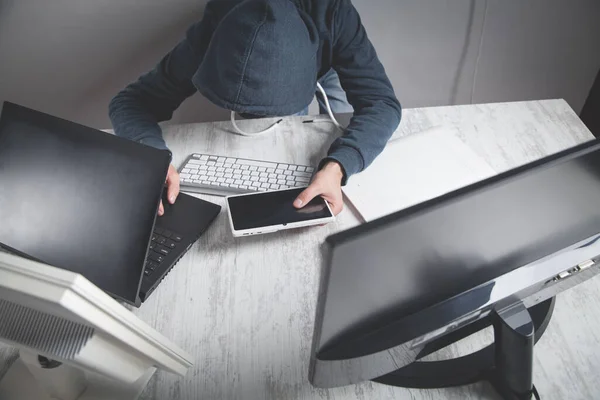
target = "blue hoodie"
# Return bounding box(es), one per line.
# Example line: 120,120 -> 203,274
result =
109,0 -> 401,183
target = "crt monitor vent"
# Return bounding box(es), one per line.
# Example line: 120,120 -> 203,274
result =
0,299 -> 94,360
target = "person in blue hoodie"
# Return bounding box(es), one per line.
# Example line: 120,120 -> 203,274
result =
109,0 -> 401,217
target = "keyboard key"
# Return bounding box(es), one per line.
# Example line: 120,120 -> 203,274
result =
259,177 -> 268,182
219,182 -> 229,187
224,173 -> 233,178
277,179 -> 286,185
306,167 -> 315,173
199,155 -> 209,161
144,269 -> 151,277
157,237 -> 167,245
268,178 -> 277,184
182,168 -> 191,174
293,171 -> 312,178
251,181 -> 261,187
270,184 -> 280,190
207,170 -> 216,176
267,168 -> 275,173
236,159 -> 276,169
250,171 -> 259,176
286,175 -> 295,181
180,174 -> 191,179
277,164 -> 288,170
193,180 -> 202,184
249,166 -> 258,171
258,167 -> 266,172
275,169 -> 284,174
148,252 -> 164,263
243,180 -> 253,186
231,184 -> 239,188
241,169 -> 251,175
297,166 -> 306,172
165,239 -> 176,249
208,176 -> 217,182
294,182 -> 305,187
296,177 -> 310,184
216,172 -> 224,178
240,185 -> 248,189
225,178 -> 234,183
191,174 -> 199,180
162,230 -> 172,238
199,165 -> 208,170
284,170 -> 293,176
216,167 -> 225,172
287,165 -> 297,171
232,164 -> 241,169
250,176 -> 259,181
224,163 -> 233,168
261,182 -> 270,189
157,246 -> 170,256
234,179 -> 243,185
202,180 -> 211,185
151,234 -> 158,242
240,165 -> 250,170
172,234 -> 183,242
149,242 -> 156,251
217,156 -> 226,162
154,227 -> 164,235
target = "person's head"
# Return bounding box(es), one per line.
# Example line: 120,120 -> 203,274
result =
193,0 -> 320,117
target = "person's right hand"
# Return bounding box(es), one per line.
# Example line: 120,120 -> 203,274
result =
158,164 -> 180,216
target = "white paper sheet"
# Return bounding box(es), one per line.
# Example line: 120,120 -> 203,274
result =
343,126 -> 497,222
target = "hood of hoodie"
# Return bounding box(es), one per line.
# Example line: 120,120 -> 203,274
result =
192,0 -> 320,116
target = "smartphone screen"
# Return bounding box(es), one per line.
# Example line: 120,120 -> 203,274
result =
227,188 -> 332,231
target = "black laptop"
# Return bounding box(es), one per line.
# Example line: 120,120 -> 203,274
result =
0,102 -> 221,306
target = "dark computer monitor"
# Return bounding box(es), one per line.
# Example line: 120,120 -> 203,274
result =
310,139 -> 600,398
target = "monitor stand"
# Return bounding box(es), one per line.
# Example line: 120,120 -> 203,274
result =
373,297 -> 555,400
0,351 -> 155,400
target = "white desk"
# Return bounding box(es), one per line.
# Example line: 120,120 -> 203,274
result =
1,99 -> 599,400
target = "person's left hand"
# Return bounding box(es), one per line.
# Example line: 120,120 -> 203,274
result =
293,161 -> 344,216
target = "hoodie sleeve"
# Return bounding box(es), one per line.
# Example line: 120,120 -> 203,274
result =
324,0 -> 402,184
108,14 -> 216,150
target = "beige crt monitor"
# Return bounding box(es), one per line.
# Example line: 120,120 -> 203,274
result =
0,252 -> 192,400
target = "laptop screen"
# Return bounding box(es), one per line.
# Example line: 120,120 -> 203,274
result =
0,102 -> 171,304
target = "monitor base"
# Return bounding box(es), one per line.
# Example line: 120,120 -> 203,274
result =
0,352 -> 155,400
372,297 -> 554,400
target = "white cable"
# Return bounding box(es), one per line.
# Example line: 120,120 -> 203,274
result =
230,111 -> 282,137
316,81 -> 343,130
230,82 -> 343,135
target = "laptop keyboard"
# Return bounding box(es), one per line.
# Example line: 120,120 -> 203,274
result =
144,227 -> 184,278
178,153 -> 315,196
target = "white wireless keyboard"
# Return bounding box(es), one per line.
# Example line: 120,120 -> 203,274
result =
178,153 -> 315,196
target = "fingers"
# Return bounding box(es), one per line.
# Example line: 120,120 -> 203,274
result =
294,184 -> 321,208
158,200 -> 164,216
166,165 -> 180,204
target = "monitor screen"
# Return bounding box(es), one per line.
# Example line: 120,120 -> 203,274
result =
0,102 -> 170,304
314,139 -> 600,369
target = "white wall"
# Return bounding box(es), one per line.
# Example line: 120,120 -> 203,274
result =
0,0 -> 599,130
